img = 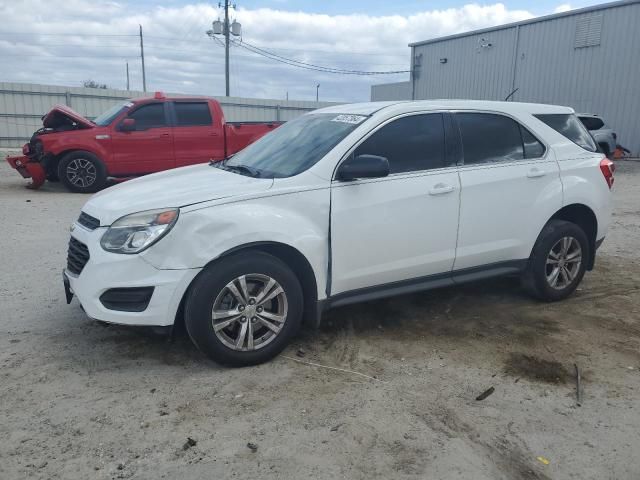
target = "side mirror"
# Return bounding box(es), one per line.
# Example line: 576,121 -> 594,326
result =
119,118 -> 136,132
337,154 -> 390,181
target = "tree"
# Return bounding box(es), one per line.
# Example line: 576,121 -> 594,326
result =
83,79 -> 108,89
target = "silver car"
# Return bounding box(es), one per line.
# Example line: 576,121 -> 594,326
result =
578,113 -> 616,158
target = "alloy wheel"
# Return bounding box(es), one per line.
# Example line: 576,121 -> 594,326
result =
66,158 -> 97,188
211,274 -> 288,351
545,236 -> 582,289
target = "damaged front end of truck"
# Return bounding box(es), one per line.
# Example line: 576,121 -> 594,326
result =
5,105 -> 94,189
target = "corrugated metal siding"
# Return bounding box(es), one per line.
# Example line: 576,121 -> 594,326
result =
371,81 -> 411,101
0,82 -> 338,148
410,1 -> 640,155
413,27 -> 518,102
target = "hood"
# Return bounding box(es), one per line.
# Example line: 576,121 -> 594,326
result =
42,105 -> 94,129
82,164 -> 274,225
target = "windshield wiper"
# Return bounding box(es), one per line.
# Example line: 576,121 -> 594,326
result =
209,155 -> 262,177
209,153 -> 235,166
224,164 -> 262,177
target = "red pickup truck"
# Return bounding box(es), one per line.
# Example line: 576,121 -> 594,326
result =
6,92 -> 281,192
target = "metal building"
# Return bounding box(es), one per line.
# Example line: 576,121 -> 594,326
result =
373,0 -> 640,155
370,81 -> 412,102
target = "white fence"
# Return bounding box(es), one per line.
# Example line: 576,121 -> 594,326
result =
0,82 -> 338,148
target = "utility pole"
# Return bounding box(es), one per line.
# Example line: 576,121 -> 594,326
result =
224,0 -> 230,97
126,61 -> 130,90
139,24 -> 147,92
316,84 -> 320,102
207,3 -> 241,97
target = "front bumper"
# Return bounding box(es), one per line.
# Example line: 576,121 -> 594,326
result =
64,224 -> 201,326
6,154 -> 46,189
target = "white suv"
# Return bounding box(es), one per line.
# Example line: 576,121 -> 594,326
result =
63,100 -> 615,366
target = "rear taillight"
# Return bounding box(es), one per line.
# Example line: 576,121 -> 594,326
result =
600,158 -> 615,189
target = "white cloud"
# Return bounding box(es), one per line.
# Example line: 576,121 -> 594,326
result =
0,1 -> 540,101
553,4 -> 573,13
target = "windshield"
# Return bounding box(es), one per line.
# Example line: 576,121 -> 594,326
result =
93,101 -> 131,126
224,113 -> 367,178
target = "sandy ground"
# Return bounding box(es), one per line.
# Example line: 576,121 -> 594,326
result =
1,158 -> 639,480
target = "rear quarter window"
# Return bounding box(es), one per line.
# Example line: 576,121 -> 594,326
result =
535,114 -> 597,152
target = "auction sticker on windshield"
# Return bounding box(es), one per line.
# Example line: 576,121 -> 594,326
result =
331,114 -> 367,124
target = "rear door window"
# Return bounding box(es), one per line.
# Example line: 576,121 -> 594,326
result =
456,113 -> 525,164
129,103 -> 167,130
174,102 -> 213,126
535,114 -> 597,152
354,113 -> 446,174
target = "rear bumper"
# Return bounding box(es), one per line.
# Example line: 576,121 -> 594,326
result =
6,155 -> 46,188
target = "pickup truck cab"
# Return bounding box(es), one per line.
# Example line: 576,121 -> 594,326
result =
6,92 -> 281,192
64,100 -> 614,366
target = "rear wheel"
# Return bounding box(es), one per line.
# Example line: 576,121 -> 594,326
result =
58,151 -> 106,193
185,251 -> 303,366
522,220 -> 589,301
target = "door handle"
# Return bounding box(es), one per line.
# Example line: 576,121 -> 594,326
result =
527,168 -> 546,178
428,183 -> 455,195
160,132 -> 171,138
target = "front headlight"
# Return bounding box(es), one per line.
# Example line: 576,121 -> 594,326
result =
100,208 -> 179,254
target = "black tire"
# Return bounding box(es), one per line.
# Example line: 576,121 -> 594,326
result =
57,151 -> 107,193
522,219 -> 589,301
45,170 -> 59,182
185,251 -> 303,366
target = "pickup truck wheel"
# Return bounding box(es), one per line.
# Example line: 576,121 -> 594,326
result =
58,151 -> 107,193
522,220 -> 589,301
185,251 -> 303,366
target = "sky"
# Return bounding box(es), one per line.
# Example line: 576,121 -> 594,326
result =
0,0 -> 607,102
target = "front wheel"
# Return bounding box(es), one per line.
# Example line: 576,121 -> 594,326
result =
184,251 -> 303,366
58,151 -> 107,193
522,220 -> 589,301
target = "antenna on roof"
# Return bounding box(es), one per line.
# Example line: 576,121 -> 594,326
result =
504,87 -> 519,101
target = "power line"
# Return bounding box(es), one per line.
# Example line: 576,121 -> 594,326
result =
0,43 -> 406,72
0,53 -> 135,58
0,40 -> 406,65
0,32 -> 137,37
0,31 -> 407,59
236,43 -> 406,58
147,34 -> 405,57
0,31 -> 405,57
233,39 -> 403,74
0,43 -> 138,49
230,39 -> 410,75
